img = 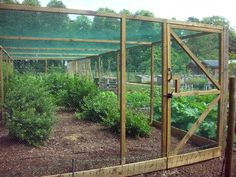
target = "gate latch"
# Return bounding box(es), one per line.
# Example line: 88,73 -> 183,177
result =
166,92 -> 173,98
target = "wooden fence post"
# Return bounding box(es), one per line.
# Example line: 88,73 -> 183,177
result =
225,76 -> 236,177
120,14 -> 126,165
150,44 -> 154,124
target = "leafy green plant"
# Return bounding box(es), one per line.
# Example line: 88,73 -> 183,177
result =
44,73 -> 99,110
76,91 -> 151,137
171,95 -> 217,139
5,75 -> 56,146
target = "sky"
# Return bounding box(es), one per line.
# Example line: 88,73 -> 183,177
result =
19,0 -> 236,30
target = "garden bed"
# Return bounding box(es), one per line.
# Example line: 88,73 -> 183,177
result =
0,111 -> 235,177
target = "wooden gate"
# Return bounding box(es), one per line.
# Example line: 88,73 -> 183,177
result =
162,21 -> 228,168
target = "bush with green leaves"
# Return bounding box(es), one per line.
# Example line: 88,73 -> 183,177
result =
76,91 -> 151,137
5,75 -> 55,146
44,73 -> 99,110
59,76 -> 99,110
43,72 -> 70,105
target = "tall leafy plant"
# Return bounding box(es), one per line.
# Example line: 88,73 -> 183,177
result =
5,75 -> 55,146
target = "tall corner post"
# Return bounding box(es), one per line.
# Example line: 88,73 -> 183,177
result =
162,20 -> 171,157
217,27 -> 229,147
120,14 -> 126,165
225,77 -> 236,177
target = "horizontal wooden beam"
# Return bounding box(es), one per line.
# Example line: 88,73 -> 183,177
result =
0,3 -> 122,18
0,35 -> 152,45
9,52 -> 98,56
12,56 -> 98,60
44,157 -> 166,177
172,89 -> 221,97
4,46 -> 114,51
168,147 -> 221,169
168,20 -> 223,32
0,4 -> 164,23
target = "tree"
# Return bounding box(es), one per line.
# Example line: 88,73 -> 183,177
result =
22,0 -> 40,6
91,8 -> 119,39
187,17 -> 200,23
119,9 -> 133,16
70,16 -> 92,36
0,0 -> 19,4
39,0 -> 69,36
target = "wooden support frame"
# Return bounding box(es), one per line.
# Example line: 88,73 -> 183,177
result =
0,35 -> 151,45
217,28 -> 228,147
149,44 -> 155,123
120,15 -> 126,165
9,52 -> 99,56
44,157 -> 167,177
225,77 -> 236,177
116,51 -> 120,100
172,89 -> 221,97
162,20 -> 171,156
168,147 -> 221,169
4,46 -> 114,51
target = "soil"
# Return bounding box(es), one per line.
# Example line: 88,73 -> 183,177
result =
0,111 -> 235,177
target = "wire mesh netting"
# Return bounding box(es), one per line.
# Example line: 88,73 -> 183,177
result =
0,4 -> 230,177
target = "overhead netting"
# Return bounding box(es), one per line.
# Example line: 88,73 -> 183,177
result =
0,9 -> 162,74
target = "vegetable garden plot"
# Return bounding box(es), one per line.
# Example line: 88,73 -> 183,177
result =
0,3 -> 228,177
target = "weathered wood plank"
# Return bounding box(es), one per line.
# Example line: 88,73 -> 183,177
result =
162,20 -> 169,156
170,30 -> 221,90
120,15 -> 126,165
172,95 -> 221,155
150,44 -> 154,123
172,89 -> 221,97
9,52 -> 98,56
225,77 -> 236,177
169,22 -> 223,33
0,3 -> 122,18
0,35 -> 152,45
43,158 -> 167,177
217,28 -> 228,147
4,46 -> 113,51
168,147 -> 221,169
116,51 -> 120,101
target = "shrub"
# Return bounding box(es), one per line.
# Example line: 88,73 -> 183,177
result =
5,75 -> 55,146
76,91 -> 151,137
59,76 -> 99,110
43,72 -> 69,104
44,73 -> 99,110
80,91 -> 118,122
126,91 -> 150,110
